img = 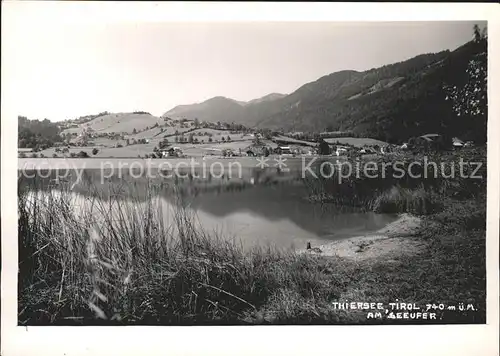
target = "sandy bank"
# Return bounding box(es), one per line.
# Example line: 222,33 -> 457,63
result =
300,213 -> 426,262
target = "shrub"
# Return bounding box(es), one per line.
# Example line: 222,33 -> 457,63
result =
92,148 -> 99,155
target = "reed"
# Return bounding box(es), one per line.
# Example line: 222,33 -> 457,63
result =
18,181 -> 350,325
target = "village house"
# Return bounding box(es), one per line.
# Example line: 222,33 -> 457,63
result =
276,146 -> 292,155
410,134 -> 450,151
452,137 -> 465,149
161,146 -> 183,157
335,146 -> 350,156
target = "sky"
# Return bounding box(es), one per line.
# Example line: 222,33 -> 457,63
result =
3,12 -> 485,122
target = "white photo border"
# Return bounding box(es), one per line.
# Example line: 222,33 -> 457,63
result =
2,2 -> 499,356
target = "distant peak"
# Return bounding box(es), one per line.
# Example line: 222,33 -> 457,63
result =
246,92 -> 287,105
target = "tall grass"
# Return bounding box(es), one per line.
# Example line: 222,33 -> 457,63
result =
18,181 -> 351,325
370,184 -> 443,215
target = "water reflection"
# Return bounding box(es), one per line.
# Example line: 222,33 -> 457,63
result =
20,166 -> 398,250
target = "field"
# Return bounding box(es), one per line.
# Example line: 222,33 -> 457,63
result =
273,135 -> 319,147
29,139 -> 259,159
61,113 -> 165,135
45,115 -> 268,159
324,137 -> 389,147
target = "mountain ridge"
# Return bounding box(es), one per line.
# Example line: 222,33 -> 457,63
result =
162,39 -> 485,143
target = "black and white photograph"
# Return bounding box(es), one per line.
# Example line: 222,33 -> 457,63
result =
2,2 -> 499,355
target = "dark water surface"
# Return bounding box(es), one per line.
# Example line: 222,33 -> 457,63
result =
20,164 -> 398,250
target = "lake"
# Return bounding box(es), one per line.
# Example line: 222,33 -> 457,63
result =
19,160 -> 398,250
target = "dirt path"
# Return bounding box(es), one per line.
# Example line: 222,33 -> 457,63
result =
300,214 -> 427,262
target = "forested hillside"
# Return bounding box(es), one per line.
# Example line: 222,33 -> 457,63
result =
164,34 -> 487,144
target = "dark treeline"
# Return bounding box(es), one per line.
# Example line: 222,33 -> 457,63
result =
18,116 -> 63,151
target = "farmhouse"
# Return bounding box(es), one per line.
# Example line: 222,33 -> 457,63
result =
276,146 -> 292,155
161,146 -> 183,158
18,148 -> 33,153
359,146 -> 378,154
452,137 -> 465,148
335,146 -> 350,156
412,134 -> 447,150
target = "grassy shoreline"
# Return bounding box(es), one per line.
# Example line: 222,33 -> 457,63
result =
18,150 -> 487,325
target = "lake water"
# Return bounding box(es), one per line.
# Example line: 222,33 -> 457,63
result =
19,161 -> 398,250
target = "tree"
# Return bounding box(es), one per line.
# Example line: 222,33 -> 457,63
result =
159,139 -> 169,150
227,136 -> 231,142
77,151 -> 89,158
473,24 -> 481,43
444,24 -> 487,142
92,148 -> 99,155
318,139 -> 330,155
132,128 -> 137,134
208,137 -> 213,143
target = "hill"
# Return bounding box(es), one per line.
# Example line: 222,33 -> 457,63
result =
163,93 -> 287,123
164,96 -> 246,123
61,112 -> 165,135
245,93 -> 287,106
162,38 -> 487,144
